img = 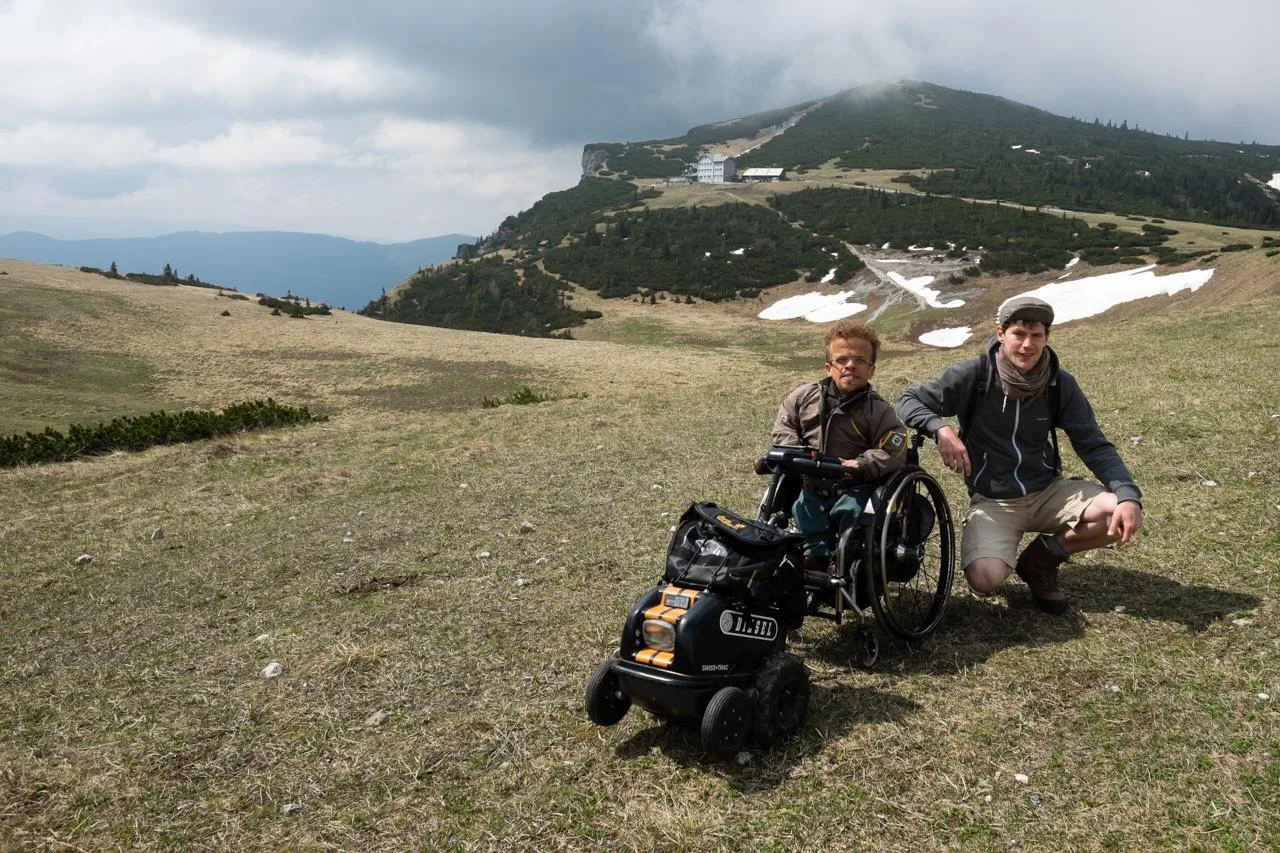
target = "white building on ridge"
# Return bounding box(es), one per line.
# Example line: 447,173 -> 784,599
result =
695,153 -> 736,184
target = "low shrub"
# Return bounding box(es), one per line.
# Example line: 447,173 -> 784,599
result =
482,387 -> 553,408
0,400 -> 326,467
480,387 -> 587,408
258,296 -> 331,316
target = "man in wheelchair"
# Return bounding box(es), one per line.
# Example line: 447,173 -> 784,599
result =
771,319 -> 910,576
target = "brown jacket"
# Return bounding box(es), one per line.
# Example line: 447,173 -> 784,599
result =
771,379 -> 908,486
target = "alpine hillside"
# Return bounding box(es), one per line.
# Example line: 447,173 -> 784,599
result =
363,80 -> 1280,340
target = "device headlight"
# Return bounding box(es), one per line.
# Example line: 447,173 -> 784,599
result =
641,619 -> 676,652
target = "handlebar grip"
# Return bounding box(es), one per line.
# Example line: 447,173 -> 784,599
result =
800,458 -> 849,479
757,446 -> 849,479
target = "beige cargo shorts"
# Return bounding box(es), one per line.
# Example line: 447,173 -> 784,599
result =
961,477 -> 1106,569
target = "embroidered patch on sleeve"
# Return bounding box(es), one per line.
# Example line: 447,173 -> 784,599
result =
880,430 -> 907,455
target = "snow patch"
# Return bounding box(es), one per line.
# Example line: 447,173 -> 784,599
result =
1018,264 -> 1215,324
806,300 -> 868,322
1057,256 -> 1082,279
758,291 -> 866,323
731,247 -> 745,255
820,267 -> 837,284
886,271 -> 965,308
1270,172 -> 1280,190
919,326 -> 972,348
907,244 -> 935,252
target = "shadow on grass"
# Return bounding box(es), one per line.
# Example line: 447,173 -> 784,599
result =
611,683 -> 920,790
1062,562 -> 1261,631
804,562 -> 1261,676
802,594 -> 1085,676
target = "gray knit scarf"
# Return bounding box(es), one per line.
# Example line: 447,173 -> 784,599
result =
995,347 -> 1051,401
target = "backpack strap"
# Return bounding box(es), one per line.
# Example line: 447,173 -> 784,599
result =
1047,375 -> 1062,475
957,352 -> 991,440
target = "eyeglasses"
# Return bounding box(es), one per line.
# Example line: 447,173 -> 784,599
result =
829,355 -> 873,368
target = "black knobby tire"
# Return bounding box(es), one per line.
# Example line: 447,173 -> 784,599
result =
751,652 -> 811,745
869,469 -> 956,639
584,660 -> 631,726
701,686 -> 752,760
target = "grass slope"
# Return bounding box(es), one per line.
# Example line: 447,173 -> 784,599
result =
1,259 -> 1278,850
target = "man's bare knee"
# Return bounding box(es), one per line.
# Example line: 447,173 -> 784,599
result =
964,559 -> 1012,595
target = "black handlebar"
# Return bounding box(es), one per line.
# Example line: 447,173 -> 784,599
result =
754,433 -> 929,477
754,445 -> 849,479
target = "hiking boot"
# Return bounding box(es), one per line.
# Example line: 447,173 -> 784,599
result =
1014,535 -> 1071,615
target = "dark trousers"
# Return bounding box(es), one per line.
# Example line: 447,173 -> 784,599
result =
791,485 -> 874,558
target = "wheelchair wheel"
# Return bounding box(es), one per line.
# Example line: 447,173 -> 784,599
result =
852,626 -> 880,670
868,469 -> 955,640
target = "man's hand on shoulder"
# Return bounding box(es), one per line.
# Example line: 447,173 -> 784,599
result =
936,426 -> 971,476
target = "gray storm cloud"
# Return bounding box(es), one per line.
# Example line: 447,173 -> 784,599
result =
2,0 -> 1276,241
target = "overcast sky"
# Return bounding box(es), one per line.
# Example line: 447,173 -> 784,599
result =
3,0 -> 1277,243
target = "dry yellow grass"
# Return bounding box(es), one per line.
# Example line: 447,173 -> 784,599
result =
2,256 -> 1278,851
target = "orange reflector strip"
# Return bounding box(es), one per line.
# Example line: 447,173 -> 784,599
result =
635,648 -> 674,668
643,605 -> 681,624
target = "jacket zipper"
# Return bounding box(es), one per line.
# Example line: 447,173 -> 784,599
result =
1010,396 -> 1027,496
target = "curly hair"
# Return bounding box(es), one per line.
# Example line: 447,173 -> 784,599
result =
823,319 -> 881,364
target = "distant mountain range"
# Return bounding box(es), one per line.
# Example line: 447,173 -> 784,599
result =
0,230 -> 474,310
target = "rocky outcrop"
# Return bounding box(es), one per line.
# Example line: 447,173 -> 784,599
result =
581,145 -> 611,177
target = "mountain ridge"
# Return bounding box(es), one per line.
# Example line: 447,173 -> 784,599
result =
0,229 -> 474,310
585,80 -> 1280,227
378,82 -> 1278,338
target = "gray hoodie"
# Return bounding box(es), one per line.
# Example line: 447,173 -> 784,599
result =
896,340 -> 1142,505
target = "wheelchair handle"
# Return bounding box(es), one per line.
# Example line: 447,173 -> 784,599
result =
754,445 -> 850,479
756,432 -> 931,476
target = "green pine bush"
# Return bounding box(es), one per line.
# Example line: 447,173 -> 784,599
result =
0,400 -> 326,467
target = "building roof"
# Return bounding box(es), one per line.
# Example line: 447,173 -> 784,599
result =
740,167 -> 785,177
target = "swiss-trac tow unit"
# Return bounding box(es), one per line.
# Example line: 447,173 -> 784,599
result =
586,435 -> 956,760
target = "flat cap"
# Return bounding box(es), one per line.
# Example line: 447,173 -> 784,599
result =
997,295 -> 1054,328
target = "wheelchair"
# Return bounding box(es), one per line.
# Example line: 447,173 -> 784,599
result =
753,433 -> 957,668
585,432 -> 955,760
